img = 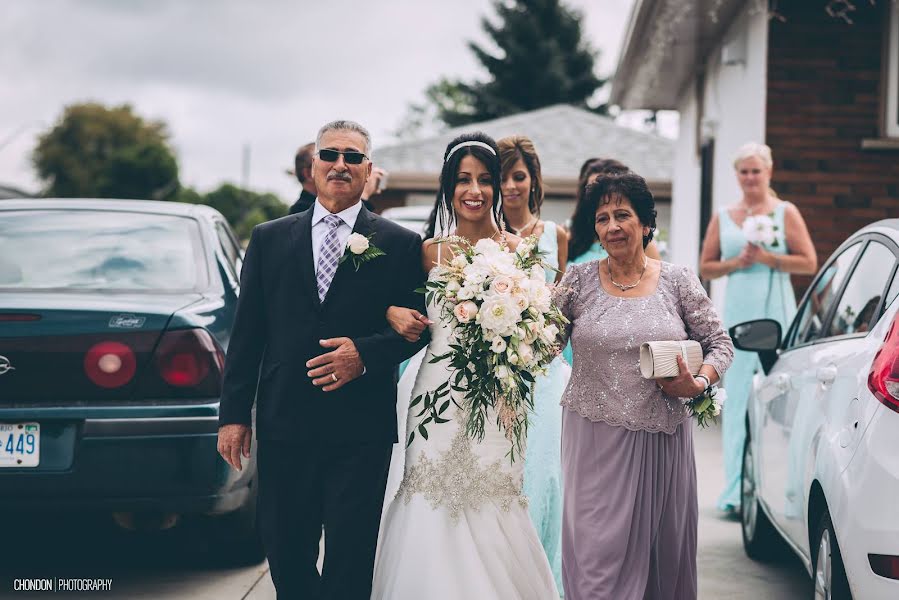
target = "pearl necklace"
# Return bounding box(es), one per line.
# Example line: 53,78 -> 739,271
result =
608,256 -> 648,292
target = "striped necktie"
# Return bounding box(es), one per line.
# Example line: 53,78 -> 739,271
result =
316,214 -> 343,302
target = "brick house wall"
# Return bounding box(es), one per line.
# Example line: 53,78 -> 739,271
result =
766,2 -> 899,294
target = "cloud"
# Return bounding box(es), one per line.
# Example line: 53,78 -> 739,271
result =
0,0 -> 636,202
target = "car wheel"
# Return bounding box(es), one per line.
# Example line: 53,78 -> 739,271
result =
813,510 -> 852,600
210,485 -> 266,566
741,433 -> 783,561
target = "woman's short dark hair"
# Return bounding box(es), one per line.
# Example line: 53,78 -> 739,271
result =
586,172 -> 657,249
425,132 -> 503,239
568,158 -> 632,259
498,135 -> 544,215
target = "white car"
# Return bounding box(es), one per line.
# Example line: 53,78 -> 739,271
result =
380,205 -> 433,238
732,219 -> 899,599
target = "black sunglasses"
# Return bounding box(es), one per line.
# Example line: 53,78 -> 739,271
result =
316,148 -> 369,165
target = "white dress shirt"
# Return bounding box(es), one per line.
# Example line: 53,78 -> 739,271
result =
311,199 -> 363,274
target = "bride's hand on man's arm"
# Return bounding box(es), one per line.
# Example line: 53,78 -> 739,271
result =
386,306 -> 432,342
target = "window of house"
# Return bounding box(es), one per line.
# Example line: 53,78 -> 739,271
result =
887,3 -> 899,137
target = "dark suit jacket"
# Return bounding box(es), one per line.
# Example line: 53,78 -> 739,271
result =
288,189 -> 317,215
290,190 -> 374,215
219,205 -> 427,445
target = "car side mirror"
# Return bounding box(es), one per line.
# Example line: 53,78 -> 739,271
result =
729,319 -> 782,374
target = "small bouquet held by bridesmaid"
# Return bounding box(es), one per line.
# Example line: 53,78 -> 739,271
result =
741,212 -> 780,248
408,235 -> 568,460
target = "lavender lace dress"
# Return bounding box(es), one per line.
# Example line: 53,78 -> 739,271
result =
555,261 -> 733,600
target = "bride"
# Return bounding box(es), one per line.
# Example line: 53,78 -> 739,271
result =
371,132 -> 560,599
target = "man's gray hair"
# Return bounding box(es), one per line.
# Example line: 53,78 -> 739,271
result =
316,120 -> 372,156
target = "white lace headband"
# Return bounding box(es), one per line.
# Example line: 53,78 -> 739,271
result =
445,140 -> 496,162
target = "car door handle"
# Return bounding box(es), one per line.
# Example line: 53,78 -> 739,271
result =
817,365 -> 837,385
774,374 -> 791,393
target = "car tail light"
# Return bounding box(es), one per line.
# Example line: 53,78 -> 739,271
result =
868,314 -> 899,413
869,554 -> 899,580
154,329 -> 224,390
0,313 -> 41,321
84,341 -> 137,388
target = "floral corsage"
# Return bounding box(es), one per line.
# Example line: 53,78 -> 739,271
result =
686,385 -> 726,428
340,233 -> 386,271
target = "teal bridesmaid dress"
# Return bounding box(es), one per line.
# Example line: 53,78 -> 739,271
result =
716,201 -> 797,511
524,221 -> 570,595
561,241 -> 607,365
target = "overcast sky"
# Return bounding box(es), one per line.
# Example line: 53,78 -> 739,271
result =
0,0 -> 666,203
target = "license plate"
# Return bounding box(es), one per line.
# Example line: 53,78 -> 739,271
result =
0,423 -> 40,467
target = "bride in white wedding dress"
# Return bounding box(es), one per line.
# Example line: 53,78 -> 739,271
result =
371,133 -> 560,600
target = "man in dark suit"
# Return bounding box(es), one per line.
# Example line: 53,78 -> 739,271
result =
218,120 -> 427,600
288,142 -> 318,215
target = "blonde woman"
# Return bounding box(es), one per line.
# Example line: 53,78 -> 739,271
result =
699,142 -> 817,513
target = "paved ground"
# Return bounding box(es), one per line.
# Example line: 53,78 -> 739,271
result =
0,423 -> 811,599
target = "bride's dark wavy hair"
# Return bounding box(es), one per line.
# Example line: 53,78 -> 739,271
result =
423,132 -> 504,239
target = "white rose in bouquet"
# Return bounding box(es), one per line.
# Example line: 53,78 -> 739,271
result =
742,214 -> 778,247
530,264 -> 546,282
474,237 -> 502,255
517,343 -> 535,366
490,275 -> 514,295
453,300 -> 479,323
511,293 -> 530,312
451,254 -> 469,269
445,280 -> 461,297
347,233 -> 370,254
542,323 -> 560,342
457,285 -> 477,300
530,285 -> 553,313
463,261 -> 492,287
479,295 -> 521,335
490,337 -> 507,353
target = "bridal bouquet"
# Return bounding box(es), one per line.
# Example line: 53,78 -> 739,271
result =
741,213 -> 780,248
407,235 -> 568,461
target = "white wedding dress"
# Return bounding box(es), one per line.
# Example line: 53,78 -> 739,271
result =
371,284 -> 560,600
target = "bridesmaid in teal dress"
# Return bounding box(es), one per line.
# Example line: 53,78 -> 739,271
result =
563,158 -> 661,364
498,136 -> 569,594
699,142 -> 817,512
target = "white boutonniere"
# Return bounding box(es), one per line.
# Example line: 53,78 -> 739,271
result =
340,233 -> 386,271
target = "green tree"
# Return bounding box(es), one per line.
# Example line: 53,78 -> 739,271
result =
199,183 -> 287,239
33,103 -> 179,199
400,0 -> 606,133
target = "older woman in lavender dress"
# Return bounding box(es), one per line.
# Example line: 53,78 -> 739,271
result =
555,173 -> 733,600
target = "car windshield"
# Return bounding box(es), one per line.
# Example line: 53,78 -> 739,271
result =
0,209 -> 205,291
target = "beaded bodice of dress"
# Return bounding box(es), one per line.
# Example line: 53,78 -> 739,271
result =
395,266 -> 528,520
556,261 -> 734,434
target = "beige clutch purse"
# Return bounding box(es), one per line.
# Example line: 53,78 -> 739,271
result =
639,340 -> 703,379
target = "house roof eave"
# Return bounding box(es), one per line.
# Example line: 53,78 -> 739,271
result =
610,0 -> 749,110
